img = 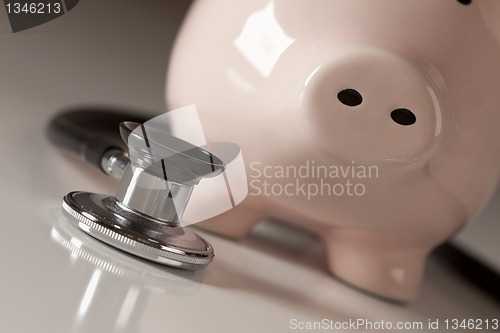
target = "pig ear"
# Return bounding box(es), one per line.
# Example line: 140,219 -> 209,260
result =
478,0 -> 500,44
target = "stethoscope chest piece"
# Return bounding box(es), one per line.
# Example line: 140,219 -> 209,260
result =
56,119 -> 231,269
63,191 -> 214,269
51,112 -> 242,270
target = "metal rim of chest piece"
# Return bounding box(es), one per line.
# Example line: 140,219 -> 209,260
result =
62,191 -> 214,269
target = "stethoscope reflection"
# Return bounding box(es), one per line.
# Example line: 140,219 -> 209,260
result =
49,208 -> 204,333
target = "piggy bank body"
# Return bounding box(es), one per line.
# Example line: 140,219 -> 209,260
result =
167,0 -> 500,300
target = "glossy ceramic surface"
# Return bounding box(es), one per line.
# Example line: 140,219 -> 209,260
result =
167,0 -> 500,300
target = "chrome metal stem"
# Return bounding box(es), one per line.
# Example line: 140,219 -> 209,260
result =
100,149 -> 129,179
115,164 -> 194,224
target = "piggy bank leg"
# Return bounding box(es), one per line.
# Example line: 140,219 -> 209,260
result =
322,228 -> 430,301
197,196 -> 267,238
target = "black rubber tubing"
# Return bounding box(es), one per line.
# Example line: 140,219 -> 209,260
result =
46,107 -> 151,173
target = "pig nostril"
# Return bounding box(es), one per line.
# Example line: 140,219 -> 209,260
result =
391,108 -> 416,126
457,0 -> 472,5
337,89 -> 363,107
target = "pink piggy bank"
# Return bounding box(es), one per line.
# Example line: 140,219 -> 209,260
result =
166,0 -> 500,300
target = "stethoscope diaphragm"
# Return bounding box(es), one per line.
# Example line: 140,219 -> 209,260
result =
63,191 -> 214,269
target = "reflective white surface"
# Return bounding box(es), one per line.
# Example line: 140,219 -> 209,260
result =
0,1 -> 498,332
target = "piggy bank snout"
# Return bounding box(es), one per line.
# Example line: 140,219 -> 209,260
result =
303,46 -> 446,164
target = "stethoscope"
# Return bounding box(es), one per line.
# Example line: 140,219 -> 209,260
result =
48,107 -> 241,270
